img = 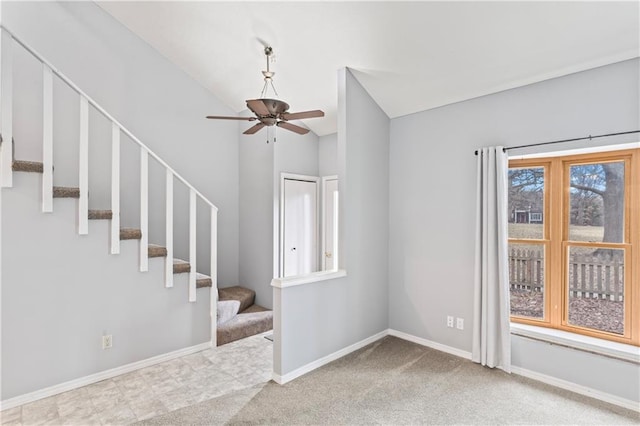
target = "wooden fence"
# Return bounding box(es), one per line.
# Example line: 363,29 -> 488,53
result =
509,248 -> 624,301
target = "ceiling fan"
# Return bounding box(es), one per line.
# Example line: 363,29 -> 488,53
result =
206,46 -> 324,136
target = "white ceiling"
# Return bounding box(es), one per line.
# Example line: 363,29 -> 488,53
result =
97,1 -> 639,137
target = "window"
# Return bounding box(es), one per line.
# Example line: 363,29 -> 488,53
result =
508,149 -> 639,346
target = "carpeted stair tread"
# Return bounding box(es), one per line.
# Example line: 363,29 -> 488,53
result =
241,304 -> 269,314
88,209 -> 113,220
218,286 -> 255,313
120,228 -> 142,240
217,310 -> 273,346
196,273 -> 212,289
173,259 -> 191,274
148,244 -> 167,258
53,186 -> 80,198
12,160 -> 43,173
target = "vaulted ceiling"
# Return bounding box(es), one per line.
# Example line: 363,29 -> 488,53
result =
98,1 -> 639,137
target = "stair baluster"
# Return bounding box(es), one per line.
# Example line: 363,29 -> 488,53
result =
165,169 -> 174,288
140,148 -> 149,272
111,123 -> 121,254
42,64 -> 53,212
78,96 -> 89,235
189,189 -> 197,302
210,206 -> 218,345
1,28 -> 13,188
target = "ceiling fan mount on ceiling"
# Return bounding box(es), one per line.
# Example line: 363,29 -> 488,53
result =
206,46 -> 324,137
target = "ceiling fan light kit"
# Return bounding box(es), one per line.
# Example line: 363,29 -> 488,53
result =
206,46 -> 324,142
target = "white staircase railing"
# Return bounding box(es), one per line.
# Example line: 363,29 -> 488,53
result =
0,25 -> 218,302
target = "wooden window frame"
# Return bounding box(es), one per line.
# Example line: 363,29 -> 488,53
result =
509,149 -> 639,347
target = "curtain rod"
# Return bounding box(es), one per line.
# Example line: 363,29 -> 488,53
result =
473,130 -> 640,156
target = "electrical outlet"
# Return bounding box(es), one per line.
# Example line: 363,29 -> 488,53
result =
456,318 -> 464,330
447,316 -> 454,328
102,334 -> 113,349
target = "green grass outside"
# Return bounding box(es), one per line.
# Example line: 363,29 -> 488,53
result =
508,223 -> 604,242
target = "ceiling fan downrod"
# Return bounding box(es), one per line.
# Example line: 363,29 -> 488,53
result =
260,46 -> 279,99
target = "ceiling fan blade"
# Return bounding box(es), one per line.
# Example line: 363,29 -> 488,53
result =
281,110 -> 325,121
246,99 -> 271,116
206,115 -> 256,121
277,121 -> 310,135
243,123 -> 266,135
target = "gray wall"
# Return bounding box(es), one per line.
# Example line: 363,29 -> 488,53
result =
2,172 -> 210,400
319,132 -> 338,177
238,127 -> 319,309
389,58 -> 640,402
3,1 -> 239,284
275,68 -> 390,375
238,133 -> 275,309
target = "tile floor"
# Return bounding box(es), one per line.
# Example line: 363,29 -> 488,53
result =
1,333 -> 273,426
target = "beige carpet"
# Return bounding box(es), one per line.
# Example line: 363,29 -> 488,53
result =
139,336 -> 639,425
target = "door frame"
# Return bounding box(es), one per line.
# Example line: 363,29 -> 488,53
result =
279,173 -> 320,278
321,175 -> 339,271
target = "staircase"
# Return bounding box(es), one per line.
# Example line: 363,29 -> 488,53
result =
1,24 -> 275,352
217,286 -> 273,346
1,25 -> 218,343
0,24 -> 276,355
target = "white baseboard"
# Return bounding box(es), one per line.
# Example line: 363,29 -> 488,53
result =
272,329 -> 389,384
511,366 -> 640,413
0,341 -> 212,411
388,329 -> 472,360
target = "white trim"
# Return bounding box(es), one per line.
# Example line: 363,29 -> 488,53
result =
0,341 -> 212,411
511,323 -> 639,364
511,365 -> 640,413
188,189 -> 197,302
165,169 -> 173,288
1,29 -> 13,188
320,175 -> 339,271
271,269 -> 346,288
508,141 -> 640,160
139,148 -> 148,272
110,123 -> 120,255
272,329 -> 387,384
210,207 -> 218,347
42,64 -> 53,213
388,329 -> 473,360
78,96 -> 89,235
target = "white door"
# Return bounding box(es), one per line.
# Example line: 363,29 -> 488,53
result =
282,178 -> 318,277
322,177 -> 339,271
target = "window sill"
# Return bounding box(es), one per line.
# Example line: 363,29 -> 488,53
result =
271,270 -> 347,289
511,323 -> 640,364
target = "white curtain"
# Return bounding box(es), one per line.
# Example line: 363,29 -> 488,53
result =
472,146 -> 511,373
